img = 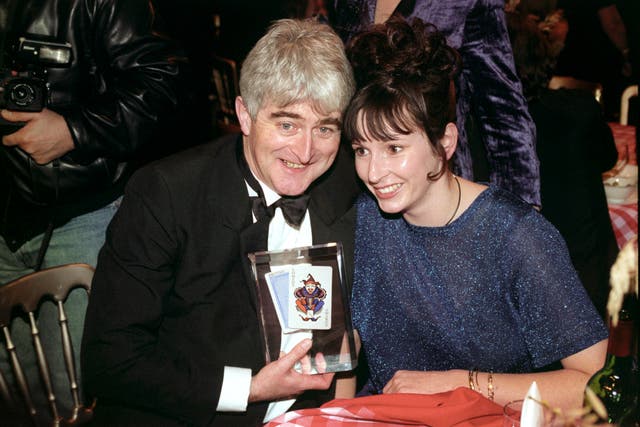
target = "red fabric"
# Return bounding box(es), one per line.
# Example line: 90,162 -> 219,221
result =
264,387 -> 504,427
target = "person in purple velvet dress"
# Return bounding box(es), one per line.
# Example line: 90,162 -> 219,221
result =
328,0 -> 541,207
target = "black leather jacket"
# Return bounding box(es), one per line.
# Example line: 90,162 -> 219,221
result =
0,0 -> 186,250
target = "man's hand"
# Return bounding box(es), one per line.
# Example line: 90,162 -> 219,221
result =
248,339 -> 334,403
1,108 -> 75,164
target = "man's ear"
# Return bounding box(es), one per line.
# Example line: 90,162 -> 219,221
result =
440,122 -> 458,161
235,96 -> 252,135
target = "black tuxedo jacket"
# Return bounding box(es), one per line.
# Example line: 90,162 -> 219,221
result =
81,134 -> 360,426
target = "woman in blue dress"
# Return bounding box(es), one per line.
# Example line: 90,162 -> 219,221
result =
342,16 -> 608,410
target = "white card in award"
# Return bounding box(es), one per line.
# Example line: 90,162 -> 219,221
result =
264,269 -> 292,331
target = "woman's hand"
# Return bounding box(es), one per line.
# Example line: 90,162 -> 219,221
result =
383,369 -> 466,394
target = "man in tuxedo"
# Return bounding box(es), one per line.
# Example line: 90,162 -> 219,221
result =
81,18 -> 358,426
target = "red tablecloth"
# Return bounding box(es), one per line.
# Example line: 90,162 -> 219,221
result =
608,203 -> 638,249
264,388 -> 504,427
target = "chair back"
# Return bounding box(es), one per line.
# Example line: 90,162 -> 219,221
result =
211,55 -> 241,134
620,84 -> 638,125
0,263 -> 95,426
548,75 -> 603,104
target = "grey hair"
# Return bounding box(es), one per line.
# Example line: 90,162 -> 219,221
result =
239,19 -> 355,119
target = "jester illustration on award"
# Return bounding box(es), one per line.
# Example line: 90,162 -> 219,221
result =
294,274 -> 327,321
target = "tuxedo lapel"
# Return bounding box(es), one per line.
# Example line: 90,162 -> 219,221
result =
238,215 -> 270,309
205,136 -> 264,313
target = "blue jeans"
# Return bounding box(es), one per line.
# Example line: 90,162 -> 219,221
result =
0,198 -> 121,421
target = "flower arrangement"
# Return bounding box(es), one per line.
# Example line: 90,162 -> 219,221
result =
525,389 -> 609,427
606,236 -> 638,325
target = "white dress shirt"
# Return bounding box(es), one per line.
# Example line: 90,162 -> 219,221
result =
216,177 -> 312,423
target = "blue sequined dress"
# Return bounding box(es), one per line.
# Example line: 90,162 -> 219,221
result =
352,186 -> 607,393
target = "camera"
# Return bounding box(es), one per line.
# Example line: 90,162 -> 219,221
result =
0,36 -> 72,132
0,76 -> 47,111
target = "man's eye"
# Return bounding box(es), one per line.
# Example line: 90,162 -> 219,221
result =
280,122 -> 295,131
389,145 -> 402,154
315,126 -> 338,138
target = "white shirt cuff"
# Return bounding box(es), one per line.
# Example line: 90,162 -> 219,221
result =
216,366 -> 252,412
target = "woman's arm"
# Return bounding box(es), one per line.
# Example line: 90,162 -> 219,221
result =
383,339 -> 607,410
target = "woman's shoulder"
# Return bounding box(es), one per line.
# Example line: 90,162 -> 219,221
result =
472,186 -> 554,233
481,187 -> 565,244
474,186 -> 534,216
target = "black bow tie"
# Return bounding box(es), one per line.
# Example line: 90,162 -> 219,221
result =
251,194 -> 310,228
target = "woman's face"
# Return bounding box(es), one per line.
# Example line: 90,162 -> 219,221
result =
352,129 -> 444,218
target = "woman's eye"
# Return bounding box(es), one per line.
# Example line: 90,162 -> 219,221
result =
389,145 -> 402,154
352,146 -> 368,157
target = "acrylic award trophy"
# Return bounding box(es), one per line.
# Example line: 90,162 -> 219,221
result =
248,242 -> 357,374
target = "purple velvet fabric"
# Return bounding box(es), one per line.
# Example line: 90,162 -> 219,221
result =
330,0 -> 541,206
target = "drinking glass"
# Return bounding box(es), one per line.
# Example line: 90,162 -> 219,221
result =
503,399 -> 524,427
503,398 -> 562,427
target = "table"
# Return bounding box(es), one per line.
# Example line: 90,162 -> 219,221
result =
607,123 -> 637,249
264,388 -> 504,427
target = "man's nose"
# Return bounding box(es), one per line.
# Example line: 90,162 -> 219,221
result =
292,130 -> 314,164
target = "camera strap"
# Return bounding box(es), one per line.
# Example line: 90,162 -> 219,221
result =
34,222 -> 54,271
33,159 -> 60,271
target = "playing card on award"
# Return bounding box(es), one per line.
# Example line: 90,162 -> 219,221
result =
287,265 -> 332,330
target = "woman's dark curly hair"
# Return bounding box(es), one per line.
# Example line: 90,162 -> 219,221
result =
343,16 -> 461,180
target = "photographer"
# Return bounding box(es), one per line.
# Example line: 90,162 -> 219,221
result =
0,0 -> 186,420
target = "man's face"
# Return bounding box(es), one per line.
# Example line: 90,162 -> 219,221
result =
238,99 -> 342,196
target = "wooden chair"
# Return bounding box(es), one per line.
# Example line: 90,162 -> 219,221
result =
211,55 -> 241,134
620,84 -> 638,125
548,75 -> 603,104
0,263 -> 95,426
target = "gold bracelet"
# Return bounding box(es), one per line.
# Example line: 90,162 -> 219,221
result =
468,368 -> 478,391
487,371 -> 495,401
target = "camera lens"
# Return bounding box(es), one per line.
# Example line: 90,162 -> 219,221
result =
9,83 -> 36,107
